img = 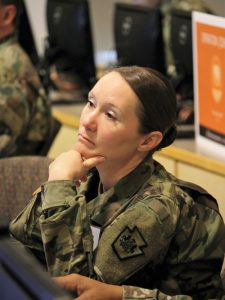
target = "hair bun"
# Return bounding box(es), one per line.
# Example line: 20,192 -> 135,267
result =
157,124 -> 177,150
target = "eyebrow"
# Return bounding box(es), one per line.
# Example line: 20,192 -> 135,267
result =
88,91 -> 122,113
88,91 -> 95,99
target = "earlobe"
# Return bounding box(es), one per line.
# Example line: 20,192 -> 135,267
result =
138,131 -> 163,152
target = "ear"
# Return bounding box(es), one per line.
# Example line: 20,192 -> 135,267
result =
138,131 -> 163,152
1,5 -> 16,27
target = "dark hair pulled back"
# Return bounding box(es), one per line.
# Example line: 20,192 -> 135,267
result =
113,66 -> 177,151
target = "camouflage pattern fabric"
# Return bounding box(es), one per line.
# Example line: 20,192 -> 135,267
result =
123,286 -> 192,299
10,156 -> 225,299
0,35 -> 51,157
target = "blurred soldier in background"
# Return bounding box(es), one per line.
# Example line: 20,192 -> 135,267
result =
0,0 -> 53,157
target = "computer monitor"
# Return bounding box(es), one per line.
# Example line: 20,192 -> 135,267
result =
46,0 -> 96,90
170,9 -> 193,100
114,3 -> 166,75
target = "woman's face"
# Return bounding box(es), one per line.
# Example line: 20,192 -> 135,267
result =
75,71 -> 146,165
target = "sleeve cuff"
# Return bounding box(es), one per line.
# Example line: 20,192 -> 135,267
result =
41,180 -> 77,210
122,285 -> 158,299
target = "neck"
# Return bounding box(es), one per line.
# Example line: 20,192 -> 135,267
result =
97,152 -> 147,190
0,27 -> 15,40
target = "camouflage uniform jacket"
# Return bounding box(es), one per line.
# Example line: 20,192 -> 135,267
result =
0,34 -> 52,157
10,157 -> 225,299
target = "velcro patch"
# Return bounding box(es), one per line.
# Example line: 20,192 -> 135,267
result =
112,226 -> 147,260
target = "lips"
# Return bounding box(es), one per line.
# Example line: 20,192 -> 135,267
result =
78,133 -> 95,145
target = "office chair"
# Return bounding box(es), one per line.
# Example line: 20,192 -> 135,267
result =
0,156 -> 52,221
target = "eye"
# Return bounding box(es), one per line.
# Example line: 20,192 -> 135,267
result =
87,99 -> 95,108
105,110 -> 116,120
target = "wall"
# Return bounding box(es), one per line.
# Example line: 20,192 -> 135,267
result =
204,0 -> 225,16
24,0 -> 47,57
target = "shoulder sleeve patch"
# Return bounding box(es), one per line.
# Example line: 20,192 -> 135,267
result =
112,225 -> 147,260
148,199 -> 169,222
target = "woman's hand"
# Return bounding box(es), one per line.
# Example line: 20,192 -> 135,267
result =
48,150 -> 105,181
54,274 -> 123,300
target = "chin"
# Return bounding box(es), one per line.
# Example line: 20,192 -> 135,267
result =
75,142 -> 88,153
75,143 -> 98,159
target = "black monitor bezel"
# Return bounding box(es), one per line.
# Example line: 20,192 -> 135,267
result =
46,0 -> 96,89
114,2 -> 166,75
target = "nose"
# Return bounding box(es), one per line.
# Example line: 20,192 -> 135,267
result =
81,110 -> 97,132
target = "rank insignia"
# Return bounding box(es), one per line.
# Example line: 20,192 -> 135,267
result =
112,226 -> 147,260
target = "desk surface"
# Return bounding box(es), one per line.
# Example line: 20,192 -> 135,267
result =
162,140 -> 225,177
52,103 -> 84,128
52,103 -> 225,177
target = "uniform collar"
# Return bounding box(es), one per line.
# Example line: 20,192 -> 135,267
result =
86,155 -> 155,227
0,33 -> 16,46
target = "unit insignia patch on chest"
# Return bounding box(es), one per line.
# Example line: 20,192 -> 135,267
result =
112,226 -> 147,260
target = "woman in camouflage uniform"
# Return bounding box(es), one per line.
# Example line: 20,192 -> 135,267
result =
10,66 -> 225,299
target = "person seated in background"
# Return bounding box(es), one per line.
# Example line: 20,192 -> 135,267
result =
10,66 -> 225,299
0,0 -> 53,157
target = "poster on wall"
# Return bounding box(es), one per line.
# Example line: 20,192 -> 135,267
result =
193,12 -> 225,161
